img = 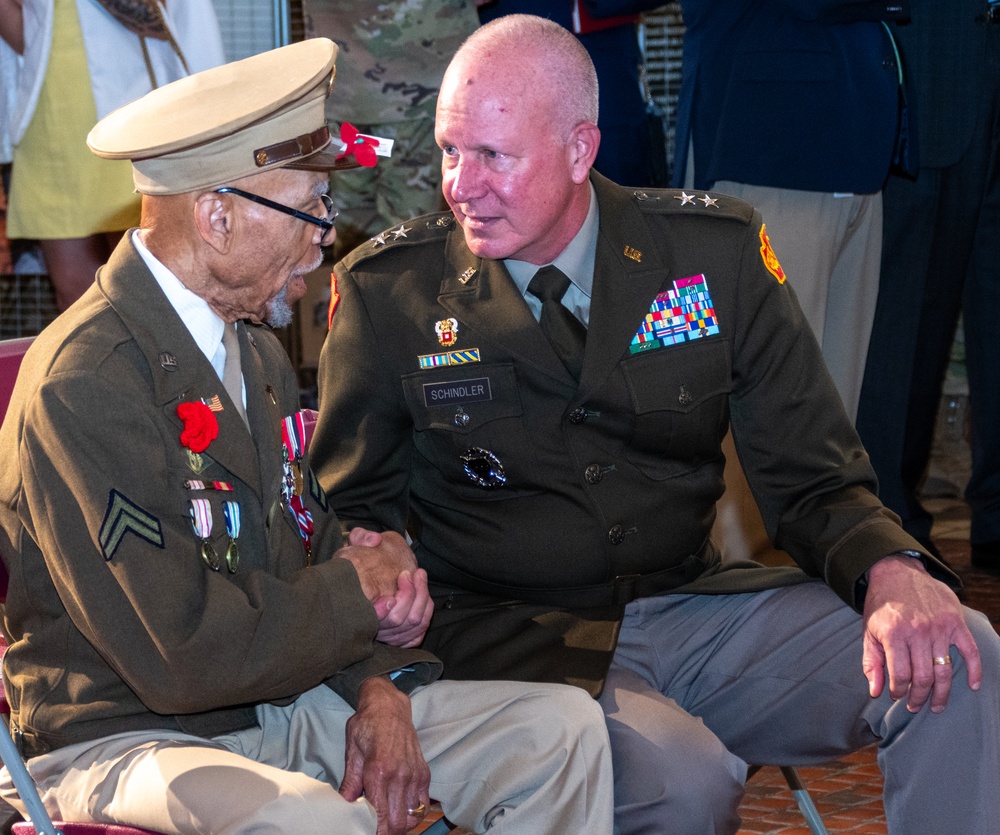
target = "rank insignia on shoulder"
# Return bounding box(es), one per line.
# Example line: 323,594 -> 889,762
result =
435,318 -> 459,347
630,274 -> 720,354
418,348 -> 481,369
100,489 -> 164,561
759,224 -> 786,284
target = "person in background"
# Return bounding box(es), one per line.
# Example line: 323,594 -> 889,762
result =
313,14 -> 1000,834
0,38 -> 614,835
857,0 -> 1000,571
672,0 -> 910,563
673,0 -> 908,422
0,0 -> 225,311
477,0 -> 668,188
302,0 -> 480,258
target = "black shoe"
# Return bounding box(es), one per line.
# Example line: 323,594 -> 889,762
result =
971,541 -> 1000,572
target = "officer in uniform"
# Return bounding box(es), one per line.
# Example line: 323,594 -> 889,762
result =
0,37 -> 614,835
313,14 -> 1000,835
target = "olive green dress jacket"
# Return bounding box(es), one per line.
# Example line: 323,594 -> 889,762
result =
313,173 -> 951,696
0,237 -> 440,758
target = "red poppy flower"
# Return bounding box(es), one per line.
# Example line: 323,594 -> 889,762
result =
337,122 -> 380,168
177,401 -> 219,453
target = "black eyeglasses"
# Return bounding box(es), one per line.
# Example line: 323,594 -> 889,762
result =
215,186 -> 337,236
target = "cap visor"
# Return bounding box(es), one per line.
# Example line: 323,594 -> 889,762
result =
285,147 -> 361,172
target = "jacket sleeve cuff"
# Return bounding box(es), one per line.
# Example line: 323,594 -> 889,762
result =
323,644 -> 443,707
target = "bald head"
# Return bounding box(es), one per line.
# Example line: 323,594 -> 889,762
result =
449,14 -> 599,141
435,14 -> 601,264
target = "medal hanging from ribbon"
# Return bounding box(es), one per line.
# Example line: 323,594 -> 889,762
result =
281,413 -> 314,558
189,498 -> 219,571
223,500 -> 241,574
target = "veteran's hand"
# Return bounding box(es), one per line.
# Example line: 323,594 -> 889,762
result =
862,554 -> 981,713
337,528 -> 417,600
340,676 -> 431,835
338,528 -> 433,646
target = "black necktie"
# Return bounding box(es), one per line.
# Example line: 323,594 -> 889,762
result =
527,265 -> 587,379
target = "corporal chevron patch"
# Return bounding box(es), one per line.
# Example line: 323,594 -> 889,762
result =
100,489 -> 165,561
308,466 -> 329,512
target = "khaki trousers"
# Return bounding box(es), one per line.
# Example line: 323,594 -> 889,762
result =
2,680 -> 614,834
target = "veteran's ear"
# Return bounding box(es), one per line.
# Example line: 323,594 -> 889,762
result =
194,191 -> 236,255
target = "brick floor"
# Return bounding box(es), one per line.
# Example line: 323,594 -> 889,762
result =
739,751 -> 886,834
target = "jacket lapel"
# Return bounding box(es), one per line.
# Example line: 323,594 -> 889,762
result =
579,174 -> 673,399
241,324 -> 283,503
97,237 -> 262,494
437,231 -> 572,383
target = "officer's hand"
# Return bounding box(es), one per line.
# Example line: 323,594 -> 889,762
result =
374,569 -> 434,647
340,676 -> 431,835
862,554 -> 981,713
336,529 -> 432,646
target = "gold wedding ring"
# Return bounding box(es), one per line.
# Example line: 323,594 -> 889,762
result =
933,655 -> 952,666
407,802 -> 427,818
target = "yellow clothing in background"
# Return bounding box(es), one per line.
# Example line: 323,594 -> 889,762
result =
7,0 -> 140,240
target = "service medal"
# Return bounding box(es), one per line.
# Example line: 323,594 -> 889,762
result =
223,500 -> 241,574
189,498 -> 219,571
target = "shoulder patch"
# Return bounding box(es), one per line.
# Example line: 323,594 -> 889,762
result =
343,212 -> 455,271
100,489 -> 164,561
632,188 -> 755,224
759,224 -> 786,283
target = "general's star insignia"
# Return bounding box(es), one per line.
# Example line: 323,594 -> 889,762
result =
391,224 -> 410,240
371,231 -> 389,247
698,194 -> 719,207
674,191 -> 696,206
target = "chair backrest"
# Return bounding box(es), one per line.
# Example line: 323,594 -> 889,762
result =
0,337 -> 31,605
0,337 -> 33,422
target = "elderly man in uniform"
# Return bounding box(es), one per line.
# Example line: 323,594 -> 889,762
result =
312,14 -> 1000,835
0,38 -> 614,835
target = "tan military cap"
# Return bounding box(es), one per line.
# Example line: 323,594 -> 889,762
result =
88,38 -> 355,195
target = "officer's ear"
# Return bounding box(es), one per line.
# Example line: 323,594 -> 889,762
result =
567,121 -> 600,185
193,191 -> 236,255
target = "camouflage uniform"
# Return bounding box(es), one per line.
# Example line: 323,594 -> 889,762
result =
303,1 -> 479,257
